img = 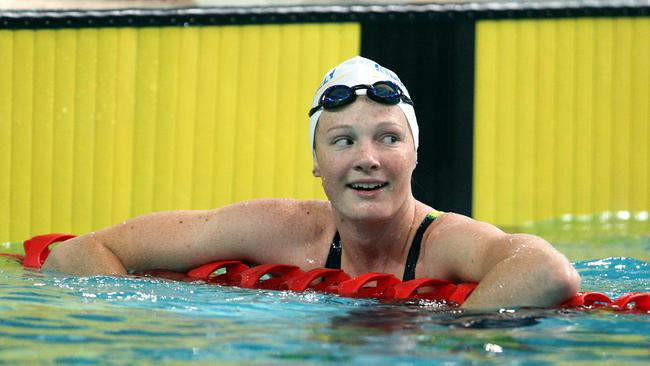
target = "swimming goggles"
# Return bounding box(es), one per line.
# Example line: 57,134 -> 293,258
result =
308,80 -> 414,117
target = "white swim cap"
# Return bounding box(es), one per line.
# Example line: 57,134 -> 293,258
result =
309,56 -> 418,151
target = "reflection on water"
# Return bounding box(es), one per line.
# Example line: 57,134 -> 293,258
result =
329,302 -> 545,333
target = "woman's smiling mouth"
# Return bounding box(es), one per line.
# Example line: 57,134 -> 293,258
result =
347,182 -> 389,191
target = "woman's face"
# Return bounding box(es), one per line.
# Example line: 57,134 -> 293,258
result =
313,97 -> 417,221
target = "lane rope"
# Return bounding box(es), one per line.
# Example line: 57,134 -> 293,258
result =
3,233 -> 648,312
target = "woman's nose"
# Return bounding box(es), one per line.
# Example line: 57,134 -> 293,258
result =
354,143 -> 380,172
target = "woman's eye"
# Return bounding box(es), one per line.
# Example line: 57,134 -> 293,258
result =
381,135 -> 398,144
333,137 -> 353,147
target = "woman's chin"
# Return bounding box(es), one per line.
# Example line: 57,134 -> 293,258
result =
336,202 -> 396,222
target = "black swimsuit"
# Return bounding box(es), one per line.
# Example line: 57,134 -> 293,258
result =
324,211 -> 442,281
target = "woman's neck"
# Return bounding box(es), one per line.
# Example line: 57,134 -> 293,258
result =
333,198 -> 427,276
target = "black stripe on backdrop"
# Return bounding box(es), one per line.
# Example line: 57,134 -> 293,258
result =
361,20 -> 476,216
1,6 -> 647,30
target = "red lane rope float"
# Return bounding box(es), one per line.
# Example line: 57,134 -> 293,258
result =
187,260 -> 249,285
5,233 -> 650,312
282,268 -> 351,292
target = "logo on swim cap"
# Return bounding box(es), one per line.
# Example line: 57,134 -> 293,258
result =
373,62 -> 403,85
319,69 -> 336,89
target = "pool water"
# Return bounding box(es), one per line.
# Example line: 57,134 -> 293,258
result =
1,216 -> 649,365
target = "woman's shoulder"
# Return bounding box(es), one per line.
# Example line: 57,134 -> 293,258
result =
423,210 -> 498,243
427,210 -> 503,233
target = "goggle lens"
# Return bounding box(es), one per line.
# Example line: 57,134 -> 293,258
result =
370,82 -> 400,101
323,85 -> 355,108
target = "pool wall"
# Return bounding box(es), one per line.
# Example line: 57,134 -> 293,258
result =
0,2 -> 648,242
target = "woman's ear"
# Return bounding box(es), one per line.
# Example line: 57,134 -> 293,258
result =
312,152 -> 321,177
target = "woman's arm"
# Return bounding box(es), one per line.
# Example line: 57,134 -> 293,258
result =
43,199 -> 328,275
430,214 -> 580,310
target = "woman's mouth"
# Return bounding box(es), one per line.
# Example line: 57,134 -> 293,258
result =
347,182 -> 389,191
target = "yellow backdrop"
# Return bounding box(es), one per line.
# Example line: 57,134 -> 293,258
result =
2,16 -> 648,241
0,23 -> 360,242
473,17 -> 649,227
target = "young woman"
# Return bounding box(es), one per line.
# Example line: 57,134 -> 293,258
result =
43,56 -> 580,310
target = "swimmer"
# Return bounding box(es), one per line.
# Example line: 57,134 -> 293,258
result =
43,56 -> 580,310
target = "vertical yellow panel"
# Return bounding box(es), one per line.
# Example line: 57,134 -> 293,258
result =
253,25 -> 280,198
611,19 -> 632,212
11,30 -> 34,240
528,21 -> 557,220
474,17 -> 649,227
93,28 -> 118,229
212,26 -> 238,207
112,27 -> 136,224
294,24 -> 321,199
534,21 -> 556,221
51,29 -> 76,233
473,22 -> 498,221
554,19 -> 576,217
131,27 -> 160,217
494,21 -> 517,226
174,27 -> 199,208
515,21 -> 537,224
232,26 -> 260,202
274,25 -> 301,199
293,25 -> 322,199
31,30 -> 56,235
573,19 -> 595,216
191,26 -> 219,209
152,27 -> 179,212
340,23 -> 361,64
591,19 -> 614,214
629,19 -> 649,213
71,28 -> 98,234
0,31 -> 13,240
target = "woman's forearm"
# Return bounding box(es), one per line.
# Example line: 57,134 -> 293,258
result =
42,235 -> 128,275
461,247 -> 580,310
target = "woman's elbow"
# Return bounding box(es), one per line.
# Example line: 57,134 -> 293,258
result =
538,250 -> 581,303
42,236 -> 128,276
42,240 -> 76,273
508,235 -> 581,305
556,259 -> 581,298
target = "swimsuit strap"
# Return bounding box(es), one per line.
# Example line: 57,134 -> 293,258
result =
324,210 -> 442,281
324,231 -> 342,269
402,211 -> 440,281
